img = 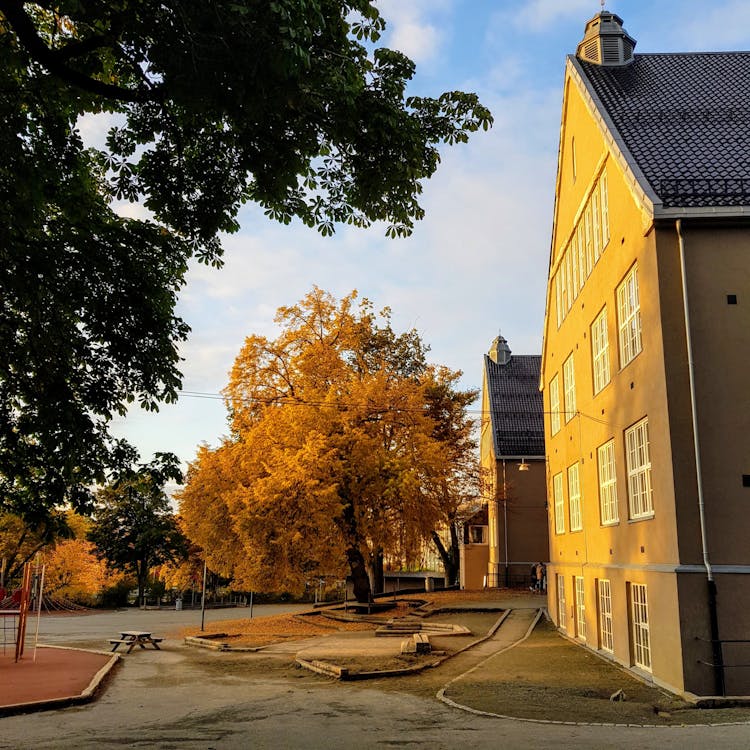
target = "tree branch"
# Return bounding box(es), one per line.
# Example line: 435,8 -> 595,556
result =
0,0 -> 158,103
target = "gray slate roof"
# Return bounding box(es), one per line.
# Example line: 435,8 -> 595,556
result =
485,354 -> 544,458
577,53 -> 750,208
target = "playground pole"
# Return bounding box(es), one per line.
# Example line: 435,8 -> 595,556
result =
33,564 -> 45,663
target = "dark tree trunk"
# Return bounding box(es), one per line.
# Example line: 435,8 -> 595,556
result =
346,546 -> 372,603
432,524 -> 460,586
369,548 -> 384,595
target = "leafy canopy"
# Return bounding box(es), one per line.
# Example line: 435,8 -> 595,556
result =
179,288 -> 477,601
88,453 -> 186,604
0,1 -> 492,524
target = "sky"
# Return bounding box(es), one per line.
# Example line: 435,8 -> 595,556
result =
103,0 -> 750,473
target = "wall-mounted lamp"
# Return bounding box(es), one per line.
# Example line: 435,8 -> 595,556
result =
518,459 -> 530,472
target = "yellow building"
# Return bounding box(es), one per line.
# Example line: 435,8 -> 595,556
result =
470,334 -> 548,590
542,12 -> 750,698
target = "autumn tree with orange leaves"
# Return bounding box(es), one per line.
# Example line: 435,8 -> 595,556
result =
179,288 -> 478,602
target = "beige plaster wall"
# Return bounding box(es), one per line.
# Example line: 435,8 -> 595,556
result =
461,544 -> 490,590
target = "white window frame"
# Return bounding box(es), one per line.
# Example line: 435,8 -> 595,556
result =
565,250 -> 573,313
557,574 -> 567,630
563,354 -> 576,423
598,579 -> 614,652
568,463 -> 582,532
550,375 -> 561,435
591,307 -> 611,395
553,472 -> 565,535
592,189 -> 601,263
571,236 -> 579,299
626,418 -> 653,519
574,576 -> 586,640
600,169 -> 610,249
631,583 -> 651,670
555,271 -> 563,328
584,205 -> 593,276
468,525 -> 488,544
618,264 -> 642,367
577,223 -> 586,289
598,439 -> 619,525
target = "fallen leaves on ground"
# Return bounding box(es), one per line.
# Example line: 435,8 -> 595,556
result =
178,588 -> 527,646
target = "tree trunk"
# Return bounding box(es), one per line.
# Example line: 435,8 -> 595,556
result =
432,524 -> 460,586
346,546 -> 372,603
368,548 -> 384,595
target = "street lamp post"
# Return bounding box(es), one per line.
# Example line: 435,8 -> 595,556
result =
200,558 -> 207,632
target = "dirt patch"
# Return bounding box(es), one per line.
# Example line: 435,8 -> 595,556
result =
443,620 -> 750,726
176,590 -> 511,647
178,612 -> 377,647
175,590 -> 750,725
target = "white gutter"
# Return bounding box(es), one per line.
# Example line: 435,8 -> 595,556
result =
675,218 -> 713,582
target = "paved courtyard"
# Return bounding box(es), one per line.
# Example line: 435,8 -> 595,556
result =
2,601 -> 749,749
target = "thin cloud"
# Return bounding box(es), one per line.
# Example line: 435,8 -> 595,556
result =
507,0 -> 595,33
376,0 -> 451,63
671,0 -> 750,50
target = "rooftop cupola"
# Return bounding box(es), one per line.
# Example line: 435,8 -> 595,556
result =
576,11 -> 636,67
489,332 -> 511,365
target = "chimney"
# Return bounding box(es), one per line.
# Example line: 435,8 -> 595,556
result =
489,332 -> 511,365
576,12 -> 636,67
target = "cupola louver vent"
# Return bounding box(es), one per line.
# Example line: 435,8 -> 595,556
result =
576,12 -> 636,67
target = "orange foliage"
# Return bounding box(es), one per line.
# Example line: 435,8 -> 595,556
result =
178,288 -> 474,599
43,539 -> 121,604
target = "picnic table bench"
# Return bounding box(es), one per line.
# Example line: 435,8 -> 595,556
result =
109,631 -> 163,653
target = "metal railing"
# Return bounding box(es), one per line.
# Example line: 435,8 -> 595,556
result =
697,637 -> 750,696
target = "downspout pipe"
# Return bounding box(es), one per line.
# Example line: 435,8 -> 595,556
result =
675,218 -> 724,695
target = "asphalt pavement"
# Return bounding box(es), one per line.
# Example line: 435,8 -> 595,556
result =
2,599 -> 750,749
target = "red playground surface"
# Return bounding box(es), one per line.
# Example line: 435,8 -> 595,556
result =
0,647 -> 115,714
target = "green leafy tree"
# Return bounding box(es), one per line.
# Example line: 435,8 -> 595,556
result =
0,1 -> 492,524
88,453 -> 186,605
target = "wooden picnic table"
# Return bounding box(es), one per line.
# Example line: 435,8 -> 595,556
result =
109,630 -> 163,653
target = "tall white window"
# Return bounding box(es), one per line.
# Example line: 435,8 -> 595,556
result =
565,251 -> 573,313
563,354 -> 576,423
598,439 -> 619,525
626,418 -> 653,519
553,472 -> 565,535
575,576 -> 586,640
550,375 -> 561,435
584,205 -> 593,276
557,574 -> 567,629
568,463 -> 582,532
598,579 -> 614,652
592,188 -> 601,263
631,583 -> 651,670
571,236 -> 580,297
555,271 -> 562,328
591,308 -> 611,394
600,169 -> 610,248
561,256 -> 569,316
618,264 -> 642,367
577,224 -> 586,290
